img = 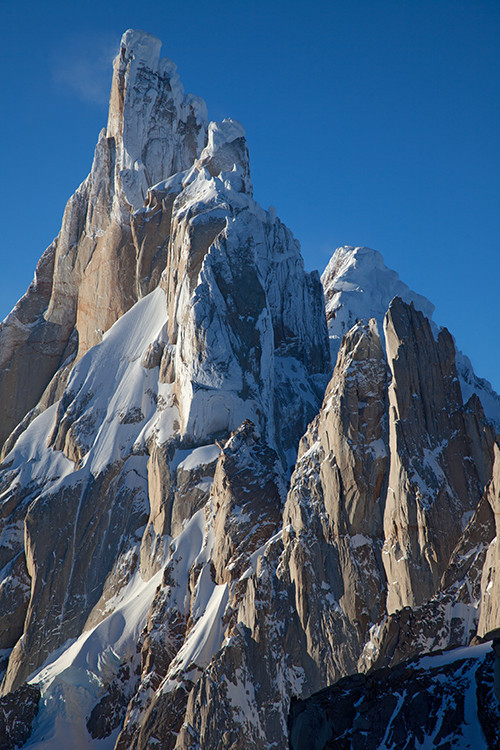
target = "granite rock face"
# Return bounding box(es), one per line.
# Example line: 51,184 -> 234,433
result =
0,683 -> 40,750
359,489 -> 497,673
382,297 -> 494,613
278,319 -> 389,690
322,245 -> 500,431
0,29 -> 499,750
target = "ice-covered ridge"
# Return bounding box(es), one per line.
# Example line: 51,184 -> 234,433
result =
164,583 -> 229,684
1,403 -> 74,490
417,640 -> 491,670
172,444 -> 221,472
47,287 -> 176,477
0,287 -> 178,662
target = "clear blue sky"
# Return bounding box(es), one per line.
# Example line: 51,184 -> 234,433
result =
1,0 -> 499,392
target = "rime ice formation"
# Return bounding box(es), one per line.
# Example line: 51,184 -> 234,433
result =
322,245 -> 435,355
0,30 -> 499,750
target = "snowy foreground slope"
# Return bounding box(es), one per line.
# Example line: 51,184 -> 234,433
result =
0,29 -> 499,750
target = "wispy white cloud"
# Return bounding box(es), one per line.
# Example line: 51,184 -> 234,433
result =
51,31 -> 119,106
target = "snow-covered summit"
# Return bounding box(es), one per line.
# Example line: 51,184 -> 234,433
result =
113,29 -> 162,74
322,245 -> 434,356
205,118 -> 246,152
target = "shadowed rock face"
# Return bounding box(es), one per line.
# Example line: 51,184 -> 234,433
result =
478,443 -> 500,637
115,425 -> 289,750
288,642 -> 500,750
0,683 -> 40,750
211,420 -> 284,585
1,458 -> 149,694
0,243 -> 69,450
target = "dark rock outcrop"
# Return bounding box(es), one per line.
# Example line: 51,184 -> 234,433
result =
289,643 -> 499,749
0,683 -> 40,750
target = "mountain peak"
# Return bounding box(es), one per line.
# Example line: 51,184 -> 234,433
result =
106,29 -> 162,144
0,28 -> 498,749
120,28 -> 162,65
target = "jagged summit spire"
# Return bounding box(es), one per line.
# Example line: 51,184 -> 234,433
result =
0,30 -> 209,447
105,29 -> 208,211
